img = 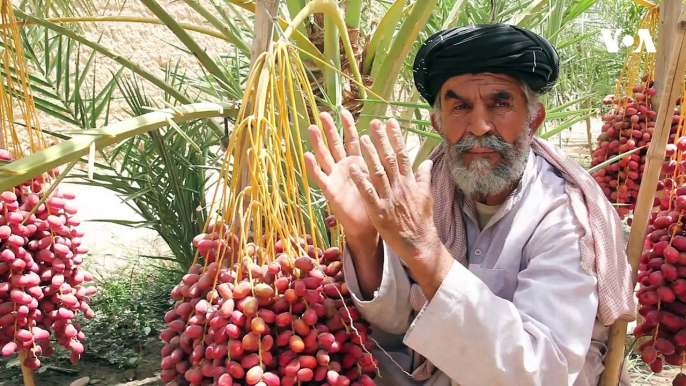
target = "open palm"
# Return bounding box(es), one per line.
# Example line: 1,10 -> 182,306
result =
304,111 -> 376,239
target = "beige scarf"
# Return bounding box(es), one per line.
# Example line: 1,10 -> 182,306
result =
405,136 -> 637,381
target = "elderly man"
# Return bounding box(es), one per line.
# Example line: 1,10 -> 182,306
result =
304,24 -> 636,386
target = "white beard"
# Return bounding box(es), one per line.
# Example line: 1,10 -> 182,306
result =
442,126 -> 532,197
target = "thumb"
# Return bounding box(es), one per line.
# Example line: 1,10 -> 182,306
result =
415,159 -> 433,195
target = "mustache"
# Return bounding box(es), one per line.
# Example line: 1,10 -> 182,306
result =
451,134 -> 514,154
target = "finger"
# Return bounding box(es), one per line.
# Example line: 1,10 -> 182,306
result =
350,163 -> 381,209
370,119 -> 400,182
360,133 -> 392,199
320,112 -> 346,162
304,152 -> 331,195
386,118 -> 412,177
341,109 -> 361,156
308,125 -> 335,174
415,159 -> 433,196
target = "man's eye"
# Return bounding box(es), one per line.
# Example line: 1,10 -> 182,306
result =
453,104 -> 468,110
495,101 -> 511,107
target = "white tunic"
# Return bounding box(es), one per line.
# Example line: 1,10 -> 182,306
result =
342,151 -> 633,386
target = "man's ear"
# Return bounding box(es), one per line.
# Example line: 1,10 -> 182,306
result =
529,103 -> 546,138
430,113 -> 441,134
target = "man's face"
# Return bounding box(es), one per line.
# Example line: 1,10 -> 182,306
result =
431,73 -> 542,197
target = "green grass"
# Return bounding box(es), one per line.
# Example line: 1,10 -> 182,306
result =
73,258 -> 179,368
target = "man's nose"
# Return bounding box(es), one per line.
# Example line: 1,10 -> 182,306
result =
466,104 -> 493,136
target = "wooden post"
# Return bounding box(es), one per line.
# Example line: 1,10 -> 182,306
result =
233,0 -> 280,231
18,351 -> 36,386
600,5 -> 686,385
250,0 -> 280,68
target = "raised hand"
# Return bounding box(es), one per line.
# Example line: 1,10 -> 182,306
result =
305,112 -> 445,299
304,110 -> 375,240
349,118 -> 439,266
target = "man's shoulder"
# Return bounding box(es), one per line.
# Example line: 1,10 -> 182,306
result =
522,152 -> 588,231
529,152 -> 569,196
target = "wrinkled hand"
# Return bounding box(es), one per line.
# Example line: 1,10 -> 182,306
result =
304,110 -> 376,240
349,118 -> 440,265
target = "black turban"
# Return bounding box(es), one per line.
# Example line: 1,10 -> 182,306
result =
413,23 -> 560,106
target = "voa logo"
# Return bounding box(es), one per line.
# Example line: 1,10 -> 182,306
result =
600,29 -> 656,53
